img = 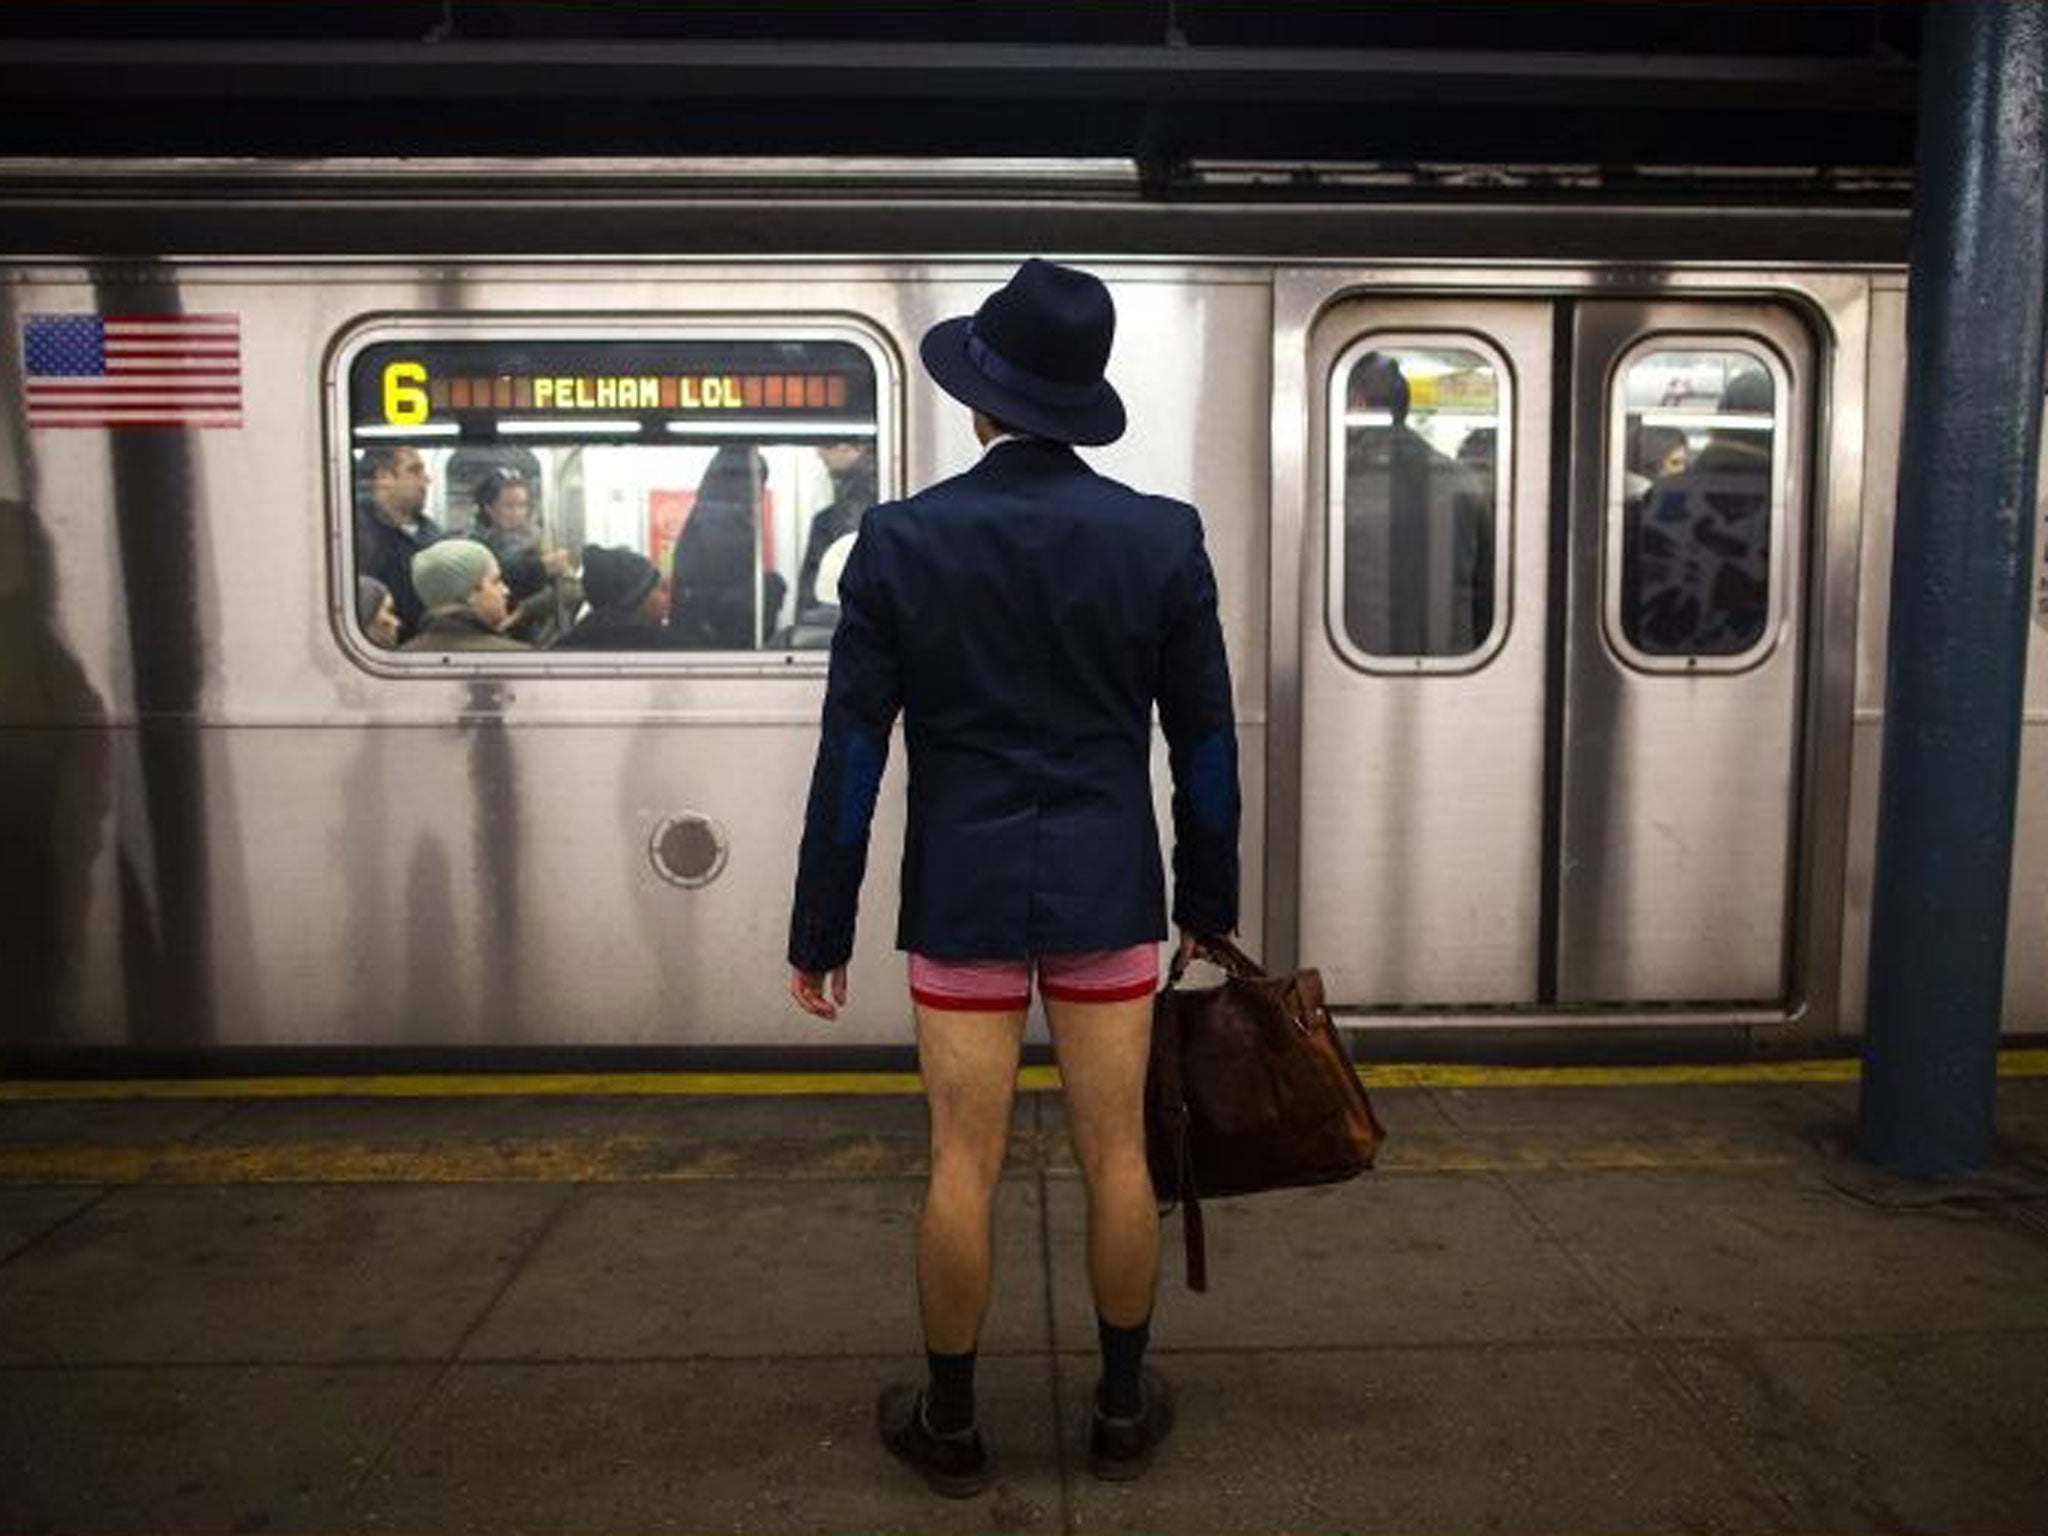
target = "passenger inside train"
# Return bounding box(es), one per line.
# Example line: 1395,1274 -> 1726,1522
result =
1340,350 -> 1496,658
551,545 -> 671,650
796,440 -> 877,614
354,576 -> 401,649
1621,359 -> 1775,656
772,532 -> 854,649
1454,424 -> 1496,486
465,465 -> 579,646
667,445 -> 784,650
353,446 -> 447,641
400,540 -> 527,653
1624,422 -> 1690,512
763,440 -> 876,649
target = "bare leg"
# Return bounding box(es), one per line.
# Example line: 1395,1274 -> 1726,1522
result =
1044,992 -> 1158,1325
914,1002 -> 1026,1352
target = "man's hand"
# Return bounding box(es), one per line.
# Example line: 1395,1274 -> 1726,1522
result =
790,965 -> 848,1020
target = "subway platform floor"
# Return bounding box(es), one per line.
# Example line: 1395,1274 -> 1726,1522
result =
0,1058 -> 2045,1535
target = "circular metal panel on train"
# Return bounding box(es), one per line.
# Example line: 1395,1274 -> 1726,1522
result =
650,813 -> 730,888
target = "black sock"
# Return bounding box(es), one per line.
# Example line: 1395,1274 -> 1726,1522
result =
1096,1314 -> 1150,1418
924,1348 -> 977,1434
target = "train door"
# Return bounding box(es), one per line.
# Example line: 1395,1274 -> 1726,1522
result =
1295,294 -> 1813,1012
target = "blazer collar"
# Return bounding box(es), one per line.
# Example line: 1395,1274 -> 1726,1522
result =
976,436 -> 1082,473
978,430 -> 1031,458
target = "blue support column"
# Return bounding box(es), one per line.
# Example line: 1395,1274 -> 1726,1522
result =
1860,1 -> 2048,1177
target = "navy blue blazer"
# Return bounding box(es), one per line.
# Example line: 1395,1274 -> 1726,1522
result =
788,437 -> 1239,972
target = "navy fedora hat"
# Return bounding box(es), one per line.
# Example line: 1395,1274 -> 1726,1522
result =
920,259 -> 1126,446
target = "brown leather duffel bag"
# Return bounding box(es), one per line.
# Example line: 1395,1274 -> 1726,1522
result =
1145,937 -> 1386,1291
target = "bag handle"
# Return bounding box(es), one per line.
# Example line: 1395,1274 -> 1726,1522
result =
1202,935 -> 1266,980
1166,934 -> 1266,987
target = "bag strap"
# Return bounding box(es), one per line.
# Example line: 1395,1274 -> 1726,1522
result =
1178,1122 -> 1207,1293
1152,981 -> 1209,1293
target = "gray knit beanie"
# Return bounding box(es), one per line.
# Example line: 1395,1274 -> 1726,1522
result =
412,540 -> 495,610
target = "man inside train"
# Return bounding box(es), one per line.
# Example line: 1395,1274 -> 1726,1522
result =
794,438 -> 879,617
1341,354 -> 1494,657
551,545 -> 670,650
354,446 -> 448,640
668,444 -> 786,649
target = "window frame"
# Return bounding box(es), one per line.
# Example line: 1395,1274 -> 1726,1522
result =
325,313 -> 900,678
1324,329 -> 1515,677
1602,331 -> 1793,676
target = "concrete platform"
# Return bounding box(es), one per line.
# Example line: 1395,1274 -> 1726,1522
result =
1,1066 -> 2045,1534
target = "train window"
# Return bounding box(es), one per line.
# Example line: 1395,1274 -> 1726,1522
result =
1328,339 -> 1504,669
1607,342 -> 1786,669
338,327 -> 887,662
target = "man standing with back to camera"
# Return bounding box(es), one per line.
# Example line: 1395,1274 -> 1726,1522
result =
788,259 -> 1240,1496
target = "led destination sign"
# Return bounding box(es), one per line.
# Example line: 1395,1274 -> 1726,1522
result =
349,336 -> 877,439
396,368 -> 851,420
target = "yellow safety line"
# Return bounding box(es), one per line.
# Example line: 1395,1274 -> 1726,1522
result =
0,1131 -> 1798,1186
0,1049 -> 2043,1101
0,1070 -> 954,1101
1376,1048 -> 2048,1089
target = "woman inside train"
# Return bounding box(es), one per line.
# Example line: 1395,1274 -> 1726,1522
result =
468,467 -> 579,645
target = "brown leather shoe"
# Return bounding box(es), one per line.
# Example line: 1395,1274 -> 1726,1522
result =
876,1382 -> 996,1498
1088,1367 -> 1175,1481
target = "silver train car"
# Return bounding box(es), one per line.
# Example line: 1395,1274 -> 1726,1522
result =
1,160 -> 2042,1059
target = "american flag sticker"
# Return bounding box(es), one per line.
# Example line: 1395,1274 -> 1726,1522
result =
23,313 -> 243,429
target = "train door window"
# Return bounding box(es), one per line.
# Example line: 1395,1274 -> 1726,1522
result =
1327,337 -> 1506,670
1607,340 -> 1788,669
336,324 -> 889,663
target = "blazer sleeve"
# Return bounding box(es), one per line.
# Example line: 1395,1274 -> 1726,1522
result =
1156,510 -> 1241,937
788,521 -> 903,973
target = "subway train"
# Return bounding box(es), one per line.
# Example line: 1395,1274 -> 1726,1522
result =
1,157 -> 2042,1061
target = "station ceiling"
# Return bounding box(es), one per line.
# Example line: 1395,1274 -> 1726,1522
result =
0,1 -> 1924,198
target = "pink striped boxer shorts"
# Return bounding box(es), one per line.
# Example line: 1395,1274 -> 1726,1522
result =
908,944 -> 1160,1011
